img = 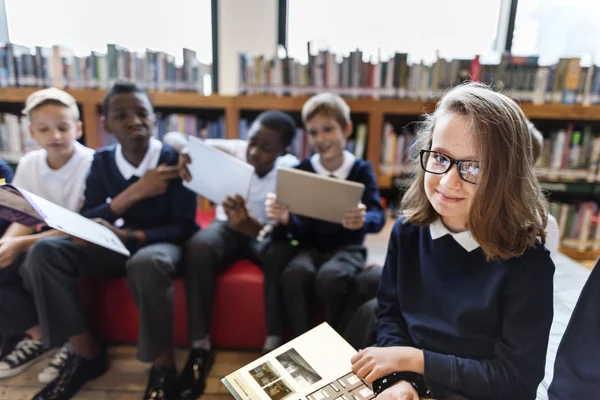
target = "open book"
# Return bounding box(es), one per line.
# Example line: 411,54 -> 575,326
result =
222,323 -> 375,400
0,184 -> 130,256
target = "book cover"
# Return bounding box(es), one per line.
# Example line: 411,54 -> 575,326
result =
222,323 -> 375,400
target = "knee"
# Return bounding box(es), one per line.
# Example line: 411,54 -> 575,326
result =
127,248 -> 176,284
315,267 -> 352,299
280,264 -> 314,291
21,238 -> 59,277
355,268 -> 382,298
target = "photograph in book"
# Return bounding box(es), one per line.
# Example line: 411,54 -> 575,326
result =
222,323 -> 371,400
275,349 -> 322,388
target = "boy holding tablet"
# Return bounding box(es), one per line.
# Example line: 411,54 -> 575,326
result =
177,110 -> 299,399
265,92 -> 386,337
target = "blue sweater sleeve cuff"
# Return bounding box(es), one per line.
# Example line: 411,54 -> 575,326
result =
424,350 -> 455,390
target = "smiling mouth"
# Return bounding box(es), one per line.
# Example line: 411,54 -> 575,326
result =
437,190 -> 464,202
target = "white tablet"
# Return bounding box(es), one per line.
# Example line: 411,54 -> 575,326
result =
276,167 -> 365,224
183,136 -> 255,204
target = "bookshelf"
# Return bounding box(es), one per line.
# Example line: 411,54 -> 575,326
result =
2,88 -> 600,261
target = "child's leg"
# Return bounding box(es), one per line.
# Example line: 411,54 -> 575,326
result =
256,239 -> 298,351
125,242 -> 181,400
20,236 -> 127,399
338,266 -> 382,333
342,298 -> 378,350
125,243 -> 181,366
280,248 -> 318,337
314,247 -> 366,331
184,221 -> 243,349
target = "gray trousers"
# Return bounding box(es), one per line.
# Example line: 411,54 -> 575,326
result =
343,298 -> 378,350
0,255 -> 38,339
280,245 -> 366,337
20,236 -> 181,363
185,221 -> 295,340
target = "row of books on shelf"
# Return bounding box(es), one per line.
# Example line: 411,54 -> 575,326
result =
381,122 -> 600,183
0,43 -> 211,92
551,201 -> 600,251
0,113 -> 37,163
239,46 -> 600,105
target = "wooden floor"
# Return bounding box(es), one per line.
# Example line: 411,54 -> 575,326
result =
0,346 -> 260,399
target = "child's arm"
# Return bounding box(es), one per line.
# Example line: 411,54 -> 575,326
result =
360,163 -> 386,234
375,221 -> 414,347
0,223 -> 64,267
80,155 -> 117,222
419,254 -> 554,400
204,139 -> 247,159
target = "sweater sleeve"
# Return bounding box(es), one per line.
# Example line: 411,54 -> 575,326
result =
376,219 -> 415,347
360,162 -> 386,234
141,180 -> 198,245
423,251 -> 555,400
80,154 -> 119,222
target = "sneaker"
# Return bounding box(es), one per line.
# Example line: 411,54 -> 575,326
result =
0,337 -> 48,378
32,347 -> 109,400
38,343 -> 72,383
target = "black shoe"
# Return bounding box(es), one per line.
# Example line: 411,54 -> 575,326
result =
144,366 -> 180,400
0,336 -> 49,378
179,349 -> 214,399
0,333 -> 25,359
32,348 -> 109,400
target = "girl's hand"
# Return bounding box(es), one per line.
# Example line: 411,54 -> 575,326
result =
378,381 -> 419,400
350,346 -> 424,384
265,193 -> 290,225
342,203 -> 366,230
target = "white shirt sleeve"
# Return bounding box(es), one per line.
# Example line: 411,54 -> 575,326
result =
545,214 -> 560,256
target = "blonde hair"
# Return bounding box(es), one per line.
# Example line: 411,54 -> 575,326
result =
528,120 -> 544,163
401,82 -> 548,261
301,93 -> 351,128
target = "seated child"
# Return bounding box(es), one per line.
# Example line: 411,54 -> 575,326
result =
547,256 -> 600,398
177,110 -> 299,399
0,158 -> 14,240
0,88 -> 94,383
265,92 -> 386,337
350,83 -> 554,400
341,117 -> 561,351
19,82 -> 198,400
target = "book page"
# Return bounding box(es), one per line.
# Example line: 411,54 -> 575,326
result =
0,185 -> 43,226
222,323 -> 375,400
18,188 -> 130,257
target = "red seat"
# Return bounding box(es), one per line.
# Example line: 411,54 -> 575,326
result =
86,209 -> 267,350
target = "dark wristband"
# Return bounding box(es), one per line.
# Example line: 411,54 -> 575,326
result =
126,229 -> 137,246
373,372 -> 431,398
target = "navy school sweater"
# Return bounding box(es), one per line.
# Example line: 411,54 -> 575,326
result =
376,218 -> 555,400
80,145 -> 198,251
287,159 -> 386,252
0,159 -> 13,237
547,258 -> 600,399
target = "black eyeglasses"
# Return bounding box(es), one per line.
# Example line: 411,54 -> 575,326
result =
419,149 -> 480,184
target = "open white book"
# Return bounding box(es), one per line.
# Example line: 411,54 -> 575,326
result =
222,323 -> 375,400
0,184 -> 130,257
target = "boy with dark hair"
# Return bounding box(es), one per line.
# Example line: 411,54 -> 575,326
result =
178,110 -> 299,399
20,82 -> 198,400
0,88 -> 94,383
266,92 -> 386,337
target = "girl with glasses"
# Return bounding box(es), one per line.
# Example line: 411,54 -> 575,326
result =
350,82 -> 554,400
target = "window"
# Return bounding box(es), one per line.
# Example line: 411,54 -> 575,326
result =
287,0 -> 503,64
512,0 -> 600,65
4,0 -> 212,64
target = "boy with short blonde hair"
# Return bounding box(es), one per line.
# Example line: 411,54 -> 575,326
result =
0,87 -> 94,382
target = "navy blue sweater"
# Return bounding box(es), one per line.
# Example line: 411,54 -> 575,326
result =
81,145 -> 198,250
376,218 -> 554,400
0,159 -> 13,236
548,258 -> 600,399
287,159 -> 386,251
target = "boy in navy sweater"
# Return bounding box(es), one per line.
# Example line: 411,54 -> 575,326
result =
266,92 -> 386,336
350,83 -> 554,400
20,82 -> 198,400
547,258 -> 600,398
